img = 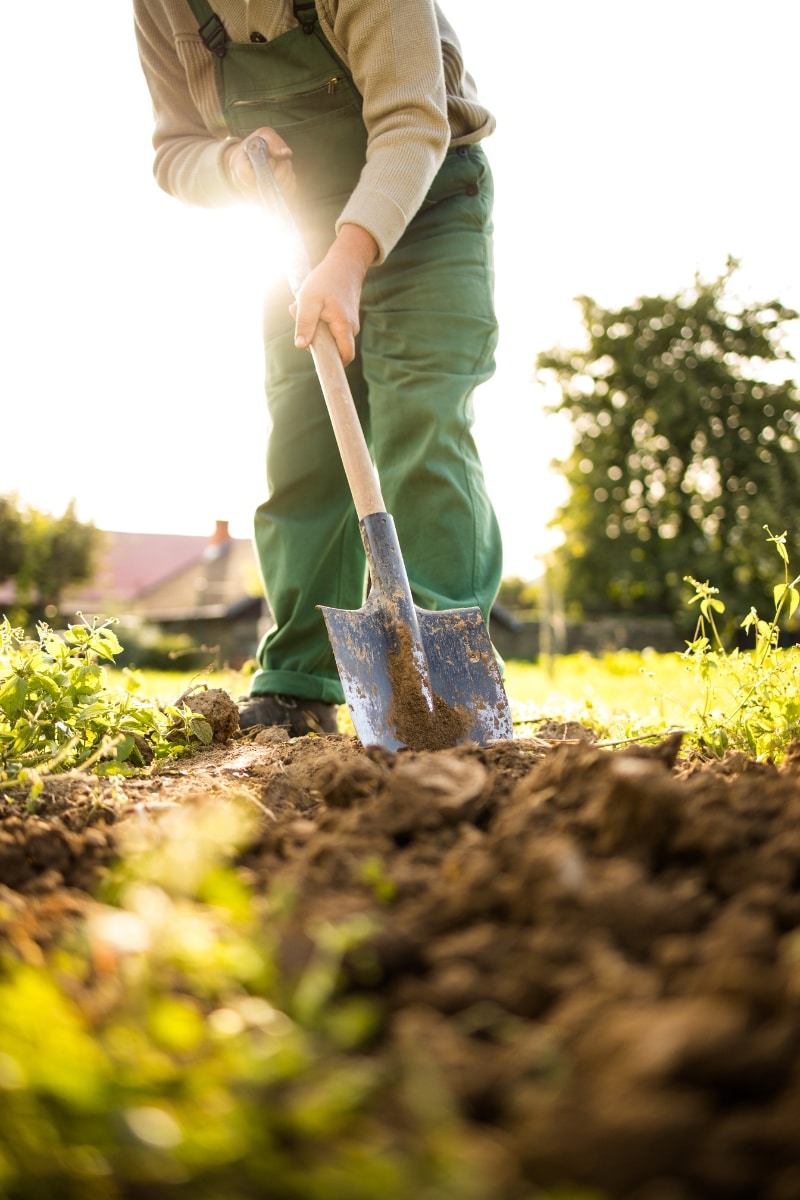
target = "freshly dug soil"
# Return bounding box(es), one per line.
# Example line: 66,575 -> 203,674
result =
3,718 -> 800,1199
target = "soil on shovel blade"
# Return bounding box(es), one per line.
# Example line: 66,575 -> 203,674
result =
3,699 -> 800,1199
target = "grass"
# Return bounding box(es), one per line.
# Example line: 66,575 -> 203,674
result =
111,525 -> 800,759
504,650 -> 692,743
112,649 -> 696,747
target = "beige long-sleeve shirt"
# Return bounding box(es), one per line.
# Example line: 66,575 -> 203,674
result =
133,0 -> 495,261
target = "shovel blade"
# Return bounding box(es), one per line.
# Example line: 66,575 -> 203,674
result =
320,600 -> 514,751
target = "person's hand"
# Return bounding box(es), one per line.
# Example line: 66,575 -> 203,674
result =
291,224 -> 378,365
224,126 -> 295,202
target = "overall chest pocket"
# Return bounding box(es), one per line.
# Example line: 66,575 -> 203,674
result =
225,72 -> 361,134
218,31 -> 363,140
217,32 -> 368,206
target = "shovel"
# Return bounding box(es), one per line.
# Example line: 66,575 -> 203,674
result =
245,135 -> 513,751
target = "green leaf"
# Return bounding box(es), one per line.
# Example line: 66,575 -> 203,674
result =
765,526 -> 790,563
29,672 -> 61,701
73,702 -> 115,724
774,583 -> 800,619
43,632 -> 70,662
64,625 -> 92,646
70,663 -> 105,694
114,734 -> 136,764
90,627 -> 123,660
0,675 -> 27,721
700,596 -> 725,618
188,716 -> 213,745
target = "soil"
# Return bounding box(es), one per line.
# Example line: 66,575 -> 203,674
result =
3,698 -> 800,1200
386,621 -> 472,751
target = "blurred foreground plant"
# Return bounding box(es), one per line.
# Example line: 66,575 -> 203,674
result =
683,526 -> 800,759
0,798 -> 490,1200
0,616 -> 213,797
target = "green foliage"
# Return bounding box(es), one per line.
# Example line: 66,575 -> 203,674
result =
0,616 -> 213,797
496,575 -> 540,615
682,527 -> 800,759
357,855 -> 398,905
0,495 -> 100,622
0,801 -> 489,1200
505,527 -> 800,761
507,650 -> 685,747
0,495 -> 25,584
112,622 -> 218,672
538,260 -> 800,622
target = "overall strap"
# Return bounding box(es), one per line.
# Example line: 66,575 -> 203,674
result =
293,1 -> 318,34
292,0 -> 350,77
186,0 -> 228,57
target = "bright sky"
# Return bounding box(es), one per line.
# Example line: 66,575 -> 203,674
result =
4,1 -> 798,579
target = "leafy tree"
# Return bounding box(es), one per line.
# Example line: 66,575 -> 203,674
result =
0,496 -> 99,621
538,261 -> 800,625
0,496 -> 25,584
496,576 -> 540,615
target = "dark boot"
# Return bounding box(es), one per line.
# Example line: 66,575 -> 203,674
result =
238,693 -> 338,736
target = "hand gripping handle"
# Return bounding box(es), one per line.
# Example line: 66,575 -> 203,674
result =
244,136 -> 385,519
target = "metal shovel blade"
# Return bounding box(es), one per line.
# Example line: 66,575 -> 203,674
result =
319,513 -> 514,751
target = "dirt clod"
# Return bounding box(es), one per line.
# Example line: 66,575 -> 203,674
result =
179,685 -> 240,741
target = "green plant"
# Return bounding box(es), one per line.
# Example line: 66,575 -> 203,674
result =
0,799 -> 488,1200
358,855 -> 398,905
683,526 -> 800,759
495,576 -> 541,616
504,652 -> 689,746
0,616 -> 213,797
110,621 -> 220,672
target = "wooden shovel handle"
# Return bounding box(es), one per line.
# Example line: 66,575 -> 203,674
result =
244,135 -> 385,520
309,324 -> 386,519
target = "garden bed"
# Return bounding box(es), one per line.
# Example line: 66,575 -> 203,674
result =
2,710 -> 800,1199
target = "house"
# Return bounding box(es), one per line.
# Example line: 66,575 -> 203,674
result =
59,521 -> 271,668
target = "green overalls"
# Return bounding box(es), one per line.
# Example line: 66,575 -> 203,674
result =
188,0 -> 503,705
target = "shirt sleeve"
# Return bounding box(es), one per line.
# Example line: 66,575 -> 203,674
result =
133,0 -> 481,262
320,0 -> 452,261
133,0 -> 240,208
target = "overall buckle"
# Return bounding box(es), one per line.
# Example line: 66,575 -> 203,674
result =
199,12 -> 228,57
293,1 -> 317,33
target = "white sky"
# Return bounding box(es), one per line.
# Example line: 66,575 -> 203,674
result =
3,1 -> 798,579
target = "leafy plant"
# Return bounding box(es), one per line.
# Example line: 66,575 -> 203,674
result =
683,527 -> 800,759
0,615 -> 213,797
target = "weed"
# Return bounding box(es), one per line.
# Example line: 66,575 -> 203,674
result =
683,527 -> 800,759
0,615 -> 213,796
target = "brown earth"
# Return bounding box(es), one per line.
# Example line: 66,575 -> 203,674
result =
3,697 -> 800,1200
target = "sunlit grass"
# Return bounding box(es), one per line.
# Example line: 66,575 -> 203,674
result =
112,663 -> 251,704
504,650 -> 694,743
111,649 -> 696,746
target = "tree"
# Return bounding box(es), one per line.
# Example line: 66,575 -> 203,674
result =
538,261 -> 800,626
496,576 -> 541,615
0,496 -> 100,622
0,496 -> 25,584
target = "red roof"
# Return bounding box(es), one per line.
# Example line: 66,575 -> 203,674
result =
80,530 -> 213,605
0,522 -> 258,617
